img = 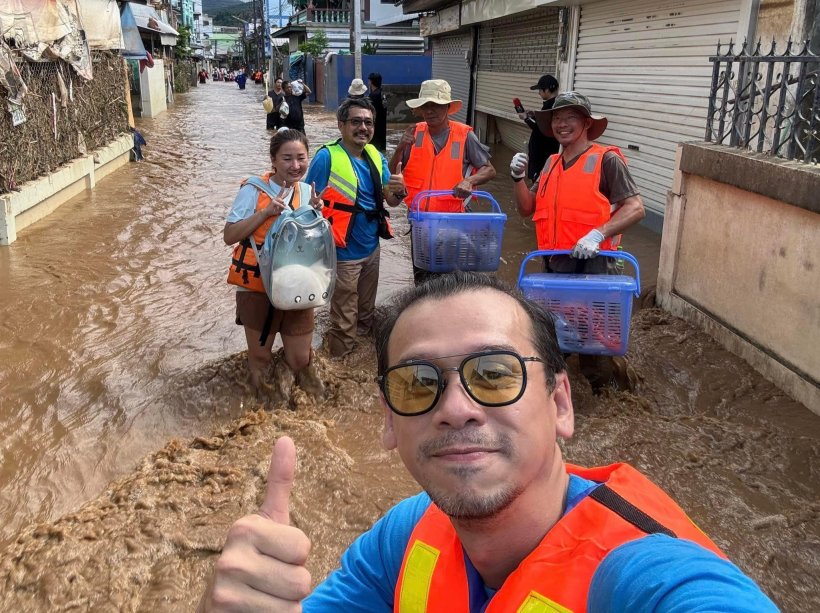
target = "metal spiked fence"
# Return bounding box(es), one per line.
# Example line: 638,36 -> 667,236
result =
706,39 -> 819,164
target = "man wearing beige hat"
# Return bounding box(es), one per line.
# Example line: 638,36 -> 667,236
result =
347,78 -> 368,99
389,79 -> 496,284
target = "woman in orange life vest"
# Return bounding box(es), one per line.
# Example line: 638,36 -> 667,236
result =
224,129 -> 325,401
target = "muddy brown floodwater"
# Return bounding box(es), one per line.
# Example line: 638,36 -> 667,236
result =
0,82 -> 818,612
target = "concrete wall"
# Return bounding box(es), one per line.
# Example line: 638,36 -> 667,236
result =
140,58 -> 168,118
0,134 -> 133,245
658,142 -> 820,414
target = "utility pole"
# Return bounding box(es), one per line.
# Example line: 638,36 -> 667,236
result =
352,0 -> 362,79
251,0 -> 259,69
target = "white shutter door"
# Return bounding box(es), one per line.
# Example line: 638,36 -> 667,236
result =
573,0 -> 740,216
475,9 -> 560,151
432,33 -> 472,124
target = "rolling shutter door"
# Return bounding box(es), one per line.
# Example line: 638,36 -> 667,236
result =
573,0 -> 741,217
475,8 -> 560,151
431,33 -> 471,124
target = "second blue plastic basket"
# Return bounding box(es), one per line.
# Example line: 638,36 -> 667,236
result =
409,190 -> 507,272
517,250 -> 641,356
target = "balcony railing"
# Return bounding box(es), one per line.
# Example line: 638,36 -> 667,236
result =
706,39 -> 819,164
292,8 -> 350,25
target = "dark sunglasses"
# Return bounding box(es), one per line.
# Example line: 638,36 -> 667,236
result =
345,118 -> 375,128
377,350 -> 544,416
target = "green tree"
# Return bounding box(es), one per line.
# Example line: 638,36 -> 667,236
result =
362,36 -> 379,55
175,24 -> 192,59
298,30 -> 328,56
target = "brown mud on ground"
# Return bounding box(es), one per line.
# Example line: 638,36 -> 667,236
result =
1,308 -> 818,612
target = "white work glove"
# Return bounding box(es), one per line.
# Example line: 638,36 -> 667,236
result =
572,229 -> 605,259
510,153 -> 528,180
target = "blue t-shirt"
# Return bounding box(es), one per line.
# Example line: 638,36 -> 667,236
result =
304,145 -> 390,261
303,474 -> 778,612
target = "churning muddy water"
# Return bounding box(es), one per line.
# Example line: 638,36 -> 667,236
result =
0,82 -> 817,611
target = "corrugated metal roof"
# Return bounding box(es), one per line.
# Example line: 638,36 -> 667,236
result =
128,2 -> 179,36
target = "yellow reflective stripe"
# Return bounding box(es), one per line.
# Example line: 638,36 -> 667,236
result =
398,540 -> 440,613
516,591 -> 574,613
328,171 -> 357,201
326,143 -> 359,201
363,144 -> 385,182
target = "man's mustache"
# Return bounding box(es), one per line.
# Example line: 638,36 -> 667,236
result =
418,429 -> 512,458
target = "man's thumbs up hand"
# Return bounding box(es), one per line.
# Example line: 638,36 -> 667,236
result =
387,161 -> 406,202
199,437 -> 312,612
259,436 -> 296,524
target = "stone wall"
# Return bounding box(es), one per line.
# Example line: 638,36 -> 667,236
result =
658,142 -> 820,414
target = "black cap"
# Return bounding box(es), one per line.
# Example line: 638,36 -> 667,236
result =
530,74 -> 559,92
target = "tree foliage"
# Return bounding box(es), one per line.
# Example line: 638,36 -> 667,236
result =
298,30 -> 328,56
175,24 -> 192,59
362,36 -> 379,55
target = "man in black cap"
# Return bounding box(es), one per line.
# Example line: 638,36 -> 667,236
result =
519,74 -> 561,182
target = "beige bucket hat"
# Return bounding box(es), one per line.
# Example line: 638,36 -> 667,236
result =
348,78 -> 367,96
405,79 -> 463,114
534,91 -> 608,141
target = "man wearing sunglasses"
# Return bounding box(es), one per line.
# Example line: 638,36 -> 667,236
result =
306,98 -> 407,358
200,273 -> 776,612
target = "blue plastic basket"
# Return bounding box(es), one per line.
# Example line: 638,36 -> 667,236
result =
409,190 -> 507,272
516,250 -> 641,356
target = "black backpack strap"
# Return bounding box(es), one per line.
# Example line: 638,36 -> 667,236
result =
362,149 -> 393,236
588,484 -> 677,538
362,148 -> 384,210
258,302 -> 275,346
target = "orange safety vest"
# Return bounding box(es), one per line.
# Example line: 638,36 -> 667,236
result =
319,140 -> 387,248
226,172 -> 302,292
394,463 -> 726,613
533,143 -> 624,251
404,121 -> 473,213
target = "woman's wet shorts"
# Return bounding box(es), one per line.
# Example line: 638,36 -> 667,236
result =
235,291 -> 315,337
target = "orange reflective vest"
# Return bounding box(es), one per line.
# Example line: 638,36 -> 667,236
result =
404,121 -> 473,213
226,173 -> 304,292
319,140 -> 387,248
533,143 -> 624,251
394,463 -> 726,613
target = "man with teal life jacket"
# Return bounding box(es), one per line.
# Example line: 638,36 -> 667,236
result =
199,273 -> 778,613
305,97 -> 407,358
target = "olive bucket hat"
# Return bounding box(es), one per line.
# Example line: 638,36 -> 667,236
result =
534,91 -> 608,140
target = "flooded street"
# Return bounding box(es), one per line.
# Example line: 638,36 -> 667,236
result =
0,82 -> 818,611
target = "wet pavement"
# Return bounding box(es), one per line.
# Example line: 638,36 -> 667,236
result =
0,81 -> 818,611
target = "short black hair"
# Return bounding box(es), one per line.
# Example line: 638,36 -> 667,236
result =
374,272 -> 565,387
337,97 -> 376,122
368,72 -> 382,88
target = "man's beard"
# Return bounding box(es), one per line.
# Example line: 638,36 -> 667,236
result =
417,429 -> 519,521
427,477 -> 522,521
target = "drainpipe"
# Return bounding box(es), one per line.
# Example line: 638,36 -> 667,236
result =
466,24 -> 478,127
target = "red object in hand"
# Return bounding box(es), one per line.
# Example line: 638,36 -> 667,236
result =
513,98 -> 526,114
